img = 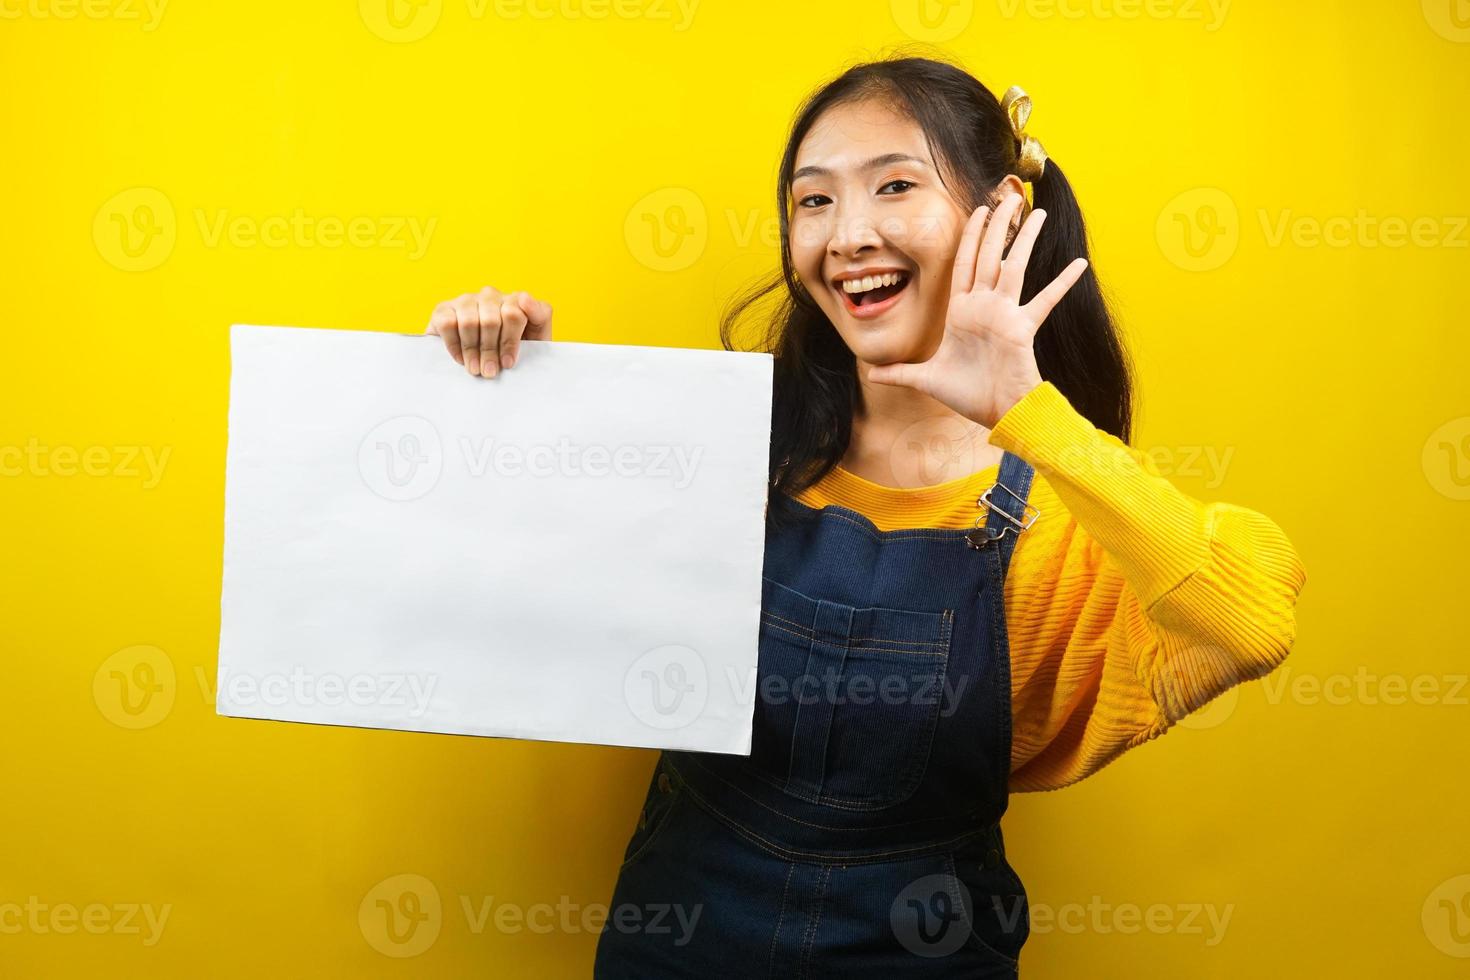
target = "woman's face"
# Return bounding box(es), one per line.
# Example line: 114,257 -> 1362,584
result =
789,98 -> 981,367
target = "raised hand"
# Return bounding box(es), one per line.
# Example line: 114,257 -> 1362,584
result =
866,192 -> 1088,429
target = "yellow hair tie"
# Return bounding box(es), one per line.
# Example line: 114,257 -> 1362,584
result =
1001,85 -> 1048,183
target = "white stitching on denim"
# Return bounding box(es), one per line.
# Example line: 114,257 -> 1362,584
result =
762,616 -> 949,651
766,861 -> 797,978
797,865 -> 832,979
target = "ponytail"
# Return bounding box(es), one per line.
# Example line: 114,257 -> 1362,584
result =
1024,159 -> 1135,444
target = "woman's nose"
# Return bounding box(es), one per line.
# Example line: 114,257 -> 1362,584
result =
827,203 -> 885,255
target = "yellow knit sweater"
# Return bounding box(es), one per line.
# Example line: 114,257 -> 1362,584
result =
788,381 -> 1307,793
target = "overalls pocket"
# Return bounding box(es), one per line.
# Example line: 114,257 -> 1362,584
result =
618,759 -> 682,871
947,832 -> 1030,966
753,576 -> 955,810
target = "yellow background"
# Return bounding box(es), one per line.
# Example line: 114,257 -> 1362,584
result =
3,0 -> 1468,976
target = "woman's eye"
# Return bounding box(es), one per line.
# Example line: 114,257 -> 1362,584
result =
796,181 -> 911,208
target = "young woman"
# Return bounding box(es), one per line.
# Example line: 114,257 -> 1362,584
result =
426,56 -> 1306,979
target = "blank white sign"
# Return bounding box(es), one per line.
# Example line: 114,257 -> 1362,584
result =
218,324 -> 772,754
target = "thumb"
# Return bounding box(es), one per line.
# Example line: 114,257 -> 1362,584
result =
516,292 -> 554,339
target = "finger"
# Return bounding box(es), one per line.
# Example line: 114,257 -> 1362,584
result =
475,287 -> 503,377
1023,257 -> 1089,328
429,302 -> 464,364
498,293 -> 529,370
450,295 -> 484,376
974,193 -> 1024,292
950,205 -> 990,297
997,208 -> 1046,300
866,360 -> 920,389
517,292 -> 553,341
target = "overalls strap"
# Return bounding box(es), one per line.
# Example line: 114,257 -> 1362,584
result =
969,451 -> 1039,571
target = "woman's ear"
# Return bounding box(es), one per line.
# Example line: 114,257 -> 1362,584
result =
998,173 -> 1028,231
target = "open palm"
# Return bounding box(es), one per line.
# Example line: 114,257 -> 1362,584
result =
867,192 -> 1089,429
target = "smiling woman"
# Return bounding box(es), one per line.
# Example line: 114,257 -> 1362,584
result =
587,54 -> 1306,978
752,59 -> 1130,497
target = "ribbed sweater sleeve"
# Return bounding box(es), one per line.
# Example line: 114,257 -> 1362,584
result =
988,382 -> 1308,791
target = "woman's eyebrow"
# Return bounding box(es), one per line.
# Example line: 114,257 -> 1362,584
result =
792,153 -> 929,181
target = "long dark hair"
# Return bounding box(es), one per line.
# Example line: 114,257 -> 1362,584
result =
720,54 -> 1135,516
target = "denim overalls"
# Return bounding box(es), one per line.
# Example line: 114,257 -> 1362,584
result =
594,451 -> 1038,978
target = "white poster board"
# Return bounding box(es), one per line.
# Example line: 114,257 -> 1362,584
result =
218,324 -> 772,754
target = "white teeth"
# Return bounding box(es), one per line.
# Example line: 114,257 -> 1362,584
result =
841,272 -> 906,294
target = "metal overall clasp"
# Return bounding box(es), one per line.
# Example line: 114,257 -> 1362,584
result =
965,481 -> 1040,550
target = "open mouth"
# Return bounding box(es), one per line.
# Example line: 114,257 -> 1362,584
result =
836,271 -> 912,313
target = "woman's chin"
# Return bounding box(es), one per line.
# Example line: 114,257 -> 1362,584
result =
848,332 -> 931,372
826,301 -> 941,368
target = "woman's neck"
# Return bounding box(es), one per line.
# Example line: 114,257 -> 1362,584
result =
840,368 -> 1003,488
